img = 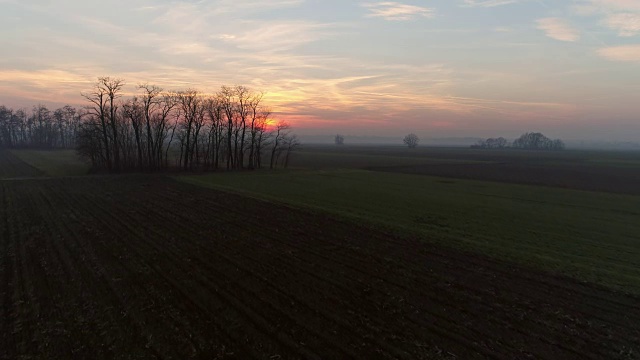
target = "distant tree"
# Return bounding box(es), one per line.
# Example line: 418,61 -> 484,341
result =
551,139 -> 565,150
493,137 -> 508,148
403,133 -> 419,148
472,137 -> 509,149
513,132 -> 564,150
335,134 -> 344,145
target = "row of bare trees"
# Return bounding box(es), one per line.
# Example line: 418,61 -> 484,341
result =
77,77 -> 300,172
471,133 -> 565,150
0,104 -> 80,149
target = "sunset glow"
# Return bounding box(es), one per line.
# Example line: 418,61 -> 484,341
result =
1,0 -> 639,140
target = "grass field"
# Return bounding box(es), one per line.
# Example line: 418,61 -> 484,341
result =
0,150 -> 43,179
181,149 -> 640,295
10,149 -> 89,177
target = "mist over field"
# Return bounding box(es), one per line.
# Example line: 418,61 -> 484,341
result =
298,134 -> 640,149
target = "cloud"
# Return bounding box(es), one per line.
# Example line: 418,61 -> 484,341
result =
217,21 -> 334,52
362,2 -> 434,21
602,13 -> 640,36
572,1 -> 640,38
461,0 -> 519,7
536,18 -> 580,41
598,45 -> 640,61
573,1 -> 640,19
582,0 -> 640,12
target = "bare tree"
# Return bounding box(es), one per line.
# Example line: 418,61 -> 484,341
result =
270,121 -> 290,169
122,97 -> 145,168
282,134 -> 301,168
234,85 -> 252,169
176,89 -> 203,170
205,97 -> 225,169
75,77 -> 291,173
218,86 -> 236,169
335,134 -> 344,145
403,133 -> 419,148
82,80 -> 112,171
99,77 -> 125,171
138,84 -> 162,170
247,93 -> 265,169
154,92 -> 178,169
252,110 -> 271,169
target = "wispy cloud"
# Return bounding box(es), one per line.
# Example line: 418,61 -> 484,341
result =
217,21 -> 334,52
576,0 -> 640,13
536,18 -> 580,41
461,0 -> 519,8
362,2 -> 434,21
602,13 -> 640,36
598,45 -> 640,61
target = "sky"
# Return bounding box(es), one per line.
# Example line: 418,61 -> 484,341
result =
1,0 -> 639,141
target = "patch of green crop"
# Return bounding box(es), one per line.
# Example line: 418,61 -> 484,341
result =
11,149 -> 89,177
180,169 -> 640,295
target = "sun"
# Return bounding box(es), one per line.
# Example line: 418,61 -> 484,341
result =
262,117 -> 277,130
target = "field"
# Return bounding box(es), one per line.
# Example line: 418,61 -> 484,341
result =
295,146 -> 640,194
10,149 -> 89,177
0,150 -> 42,179
182,147 -> 640,295
2,147 -> 640,359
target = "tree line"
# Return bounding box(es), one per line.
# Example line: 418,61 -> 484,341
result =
472,132 -> 565,150
1,78 -> 300,173
78,77 -> 301,172
0,104 -> 80,149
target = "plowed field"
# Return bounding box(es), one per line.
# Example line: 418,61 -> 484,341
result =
1,176 -> 639,359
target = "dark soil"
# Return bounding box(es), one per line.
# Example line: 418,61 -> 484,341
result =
371,162 -> 640,195
1,175 -> 639,359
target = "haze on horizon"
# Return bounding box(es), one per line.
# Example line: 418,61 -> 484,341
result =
1,0 -> 639,142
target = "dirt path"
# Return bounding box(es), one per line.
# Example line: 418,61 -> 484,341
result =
1,176 -> 638,359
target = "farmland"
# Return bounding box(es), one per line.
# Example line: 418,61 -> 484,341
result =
2,147 -> 640,359
183,146 -> 640,294
0,150 -> 42,179
295,145 -> 640,195
10,149 -> 90,177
